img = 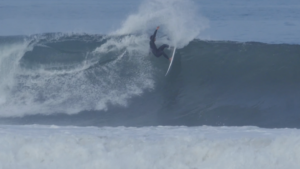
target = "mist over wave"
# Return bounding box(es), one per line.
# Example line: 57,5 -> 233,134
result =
113,0 -> 209,48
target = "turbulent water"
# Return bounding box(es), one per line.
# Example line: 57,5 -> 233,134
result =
1,34 -> 300,128
1,0 -> 300,168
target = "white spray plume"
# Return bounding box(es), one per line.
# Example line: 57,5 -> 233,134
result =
113,0 -> 209,48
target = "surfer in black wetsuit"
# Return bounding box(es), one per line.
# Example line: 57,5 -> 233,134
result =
150,26 -> 171,61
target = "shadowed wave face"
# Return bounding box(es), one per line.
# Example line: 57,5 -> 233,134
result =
1,34 -> 300,128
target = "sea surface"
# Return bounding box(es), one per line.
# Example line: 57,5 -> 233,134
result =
1,0 -> 300,168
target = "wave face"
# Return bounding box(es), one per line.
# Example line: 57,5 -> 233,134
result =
1,34 -> 300,128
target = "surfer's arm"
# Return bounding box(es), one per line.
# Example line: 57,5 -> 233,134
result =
152,26 -> 159,38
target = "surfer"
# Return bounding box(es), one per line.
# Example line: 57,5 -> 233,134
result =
150,26 -> 171,61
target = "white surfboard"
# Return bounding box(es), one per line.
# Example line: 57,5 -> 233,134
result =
165,47 -> 176,76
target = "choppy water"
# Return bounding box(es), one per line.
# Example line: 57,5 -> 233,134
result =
1,34 -> 300,128
1,0 -> 300,168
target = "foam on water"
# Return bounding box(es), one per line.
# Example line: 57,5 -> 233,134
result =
0,40 -> 32,105
0,34 -> 155,117
0,125 -> 299,169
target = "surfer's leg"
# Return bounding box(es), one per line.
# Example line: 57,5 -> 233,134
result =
158,44 -> 169,51
162,52 -> 170,60
157,45 -> 170,61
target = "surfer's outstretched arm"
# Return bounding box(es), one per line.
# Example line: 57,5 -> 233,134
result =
152,26 -> 159,39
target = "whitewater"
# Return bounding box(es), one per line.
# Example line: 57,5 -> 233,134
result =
1,125 -> 300,169
1,0 -> 300,168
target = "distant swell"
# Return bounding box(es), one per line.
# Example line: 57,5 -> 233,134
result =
1,34 -> 300,128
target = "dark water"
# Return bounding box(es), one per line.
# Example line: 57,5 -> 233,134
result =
1,34 -> 300,128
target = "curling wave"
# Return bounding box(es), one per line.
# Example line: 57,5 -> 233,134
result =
0,34 -> 300,128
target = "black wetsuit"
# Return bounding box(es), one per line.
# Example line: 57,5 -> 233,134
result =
150,29 -> 169,60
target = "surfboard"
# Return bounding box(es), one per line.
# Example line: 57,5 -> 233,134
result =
165,47 -> 176,76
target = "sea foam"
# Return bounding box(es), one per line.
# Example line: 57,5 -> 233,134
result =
0,125 -> 299,169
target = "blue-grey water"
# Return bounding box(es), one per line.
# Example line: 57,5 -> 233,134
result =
1,1 -> 300,168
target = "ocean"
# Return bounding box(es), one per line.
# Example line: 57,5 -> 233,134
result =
1,0 -> 300,168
